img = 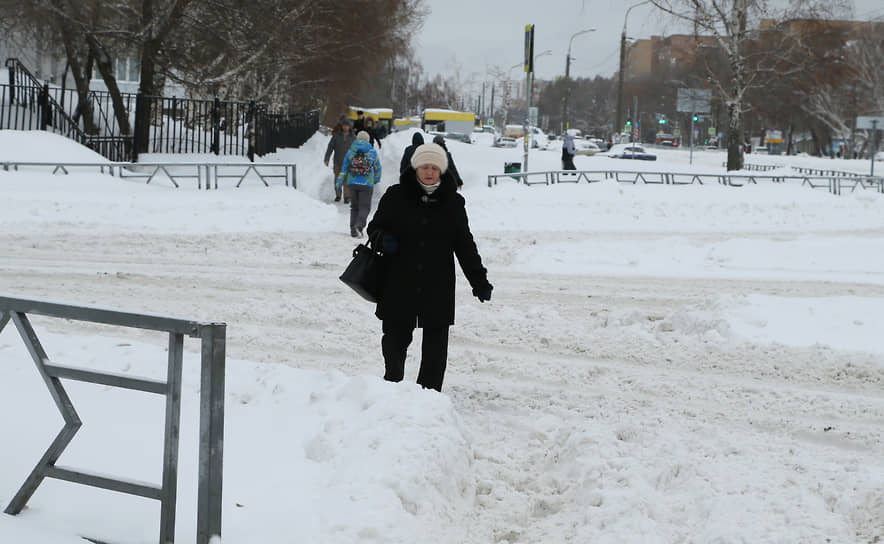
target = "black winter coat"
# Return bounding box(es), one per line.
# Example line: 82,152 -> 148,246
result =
399,132 -> 425,174
367,168 -> 488,328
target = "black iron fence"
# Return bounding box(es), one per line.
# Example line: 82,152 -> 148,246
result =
2,58 -> 319,162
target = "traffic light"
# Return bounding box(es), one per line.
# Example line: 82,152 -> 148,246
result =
626,118 -> 632,126
692,114 -> 699,122
659,118 -> 666,125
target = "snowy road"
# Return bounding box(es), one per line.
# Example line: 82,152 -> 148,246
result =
4,229 -> 882,542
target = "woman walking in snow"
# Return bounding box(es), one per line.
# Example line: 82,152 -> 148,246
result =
367,143 -> 492,392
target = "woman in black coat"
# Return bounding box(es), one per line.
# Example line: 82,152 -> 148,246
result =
367,143 -> 492,392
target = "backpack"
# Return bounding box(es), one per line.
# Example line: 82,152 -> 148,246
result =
348,151 -> 372,176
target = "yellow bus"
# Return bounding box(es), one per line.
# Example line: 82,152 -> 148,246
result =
421,108 -> 476,136
347,106 -> 393,135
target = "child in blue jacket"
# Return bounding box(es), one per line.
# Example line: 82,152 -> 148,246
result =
337,131 -> 382,237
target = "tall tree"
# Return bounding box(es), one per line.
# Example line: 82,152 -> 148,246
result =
649,0 -> 837,169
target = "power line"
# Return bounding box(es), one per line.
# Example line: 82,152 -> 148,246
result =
571,46 -> 622,75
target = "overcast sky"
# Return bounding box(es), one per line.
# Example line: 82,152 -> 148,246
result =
414,0 -> 884,83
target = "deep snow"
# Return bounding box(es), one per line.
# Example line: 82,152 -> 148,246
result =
1,129 -> 882,543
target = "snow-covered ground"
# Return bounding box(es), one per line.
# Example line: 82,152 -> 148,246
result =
1,129 -> 882,543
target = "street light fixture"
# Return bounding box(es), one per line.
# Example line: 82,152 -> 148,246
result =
562,28 -> 596,134
616,0 -> 650,143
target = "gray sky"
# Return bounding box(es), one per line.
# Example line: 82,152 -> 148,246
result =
414,0 -> 884,83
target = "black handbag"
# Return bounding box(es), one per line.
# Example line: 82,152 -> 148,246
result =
339,232 -> 388,302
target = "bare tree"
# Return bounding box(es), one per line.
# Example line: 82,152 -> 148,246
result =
649,0 -> 840,169
801,25 -> 884,157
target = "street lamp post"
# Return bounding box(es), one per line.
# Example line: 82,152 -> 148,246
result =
616,0 -> 650,143
505,62 -> 523,125
523,49 -> 552,173
561,28 -> 595,135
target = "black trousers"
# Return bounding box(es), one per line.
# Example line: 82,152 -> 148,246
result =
382,321 -> 449,392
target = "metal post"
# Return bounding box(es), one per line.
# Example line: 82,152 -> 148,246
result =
133,92 -> 144,162
617,2 -> 649,143
690,112 -> 695,165
872,120 -> 877,177
633,95 -> 638,144
523,68 -> 530,174
562,51 -> 571,136
562,29 -> 594,135
159,332 -> 184,544
39,83 -> 50,130
197,323 -> 226,544
489,84 -> 495,127
212,97 -> 221,155
8,60 -> 15,105
616,31 -> 626,142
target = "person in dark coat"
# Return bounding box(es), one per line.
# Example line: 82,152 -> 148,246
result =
364,117 -> 382,148
432,134 -> 464,190
353,110 -> 366,133
561,132 -> 577,170
399,132 -> 424,174
324,119 -> 355,202
367,143 -> 492,392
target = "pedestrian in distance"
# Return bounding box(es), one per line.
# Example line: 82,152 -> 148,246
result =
561,132 -> 577,171
399,132 -> 424,174
432,134 -> 464,190
353,110 -> 366,133
324,118 -> 355,202
367,143 -> 492,392
364,117 -> 382,149
337,131 -> 382,237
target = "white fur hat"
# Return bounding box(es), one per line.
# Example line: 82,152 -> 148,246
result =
410,143 -> 449,173
356,130 -> 370,141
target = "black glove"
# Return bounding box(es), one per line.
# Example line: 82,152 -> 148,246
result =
472,282 -> 493,303
381,234 -> 399,255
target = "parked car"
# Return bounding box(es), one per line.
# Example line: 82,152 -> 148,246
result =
603,144 -> 657,161
445,132 -> 473,144
494,136 -> 519,148
574,140 -> 602,156
530,127 -> 550,150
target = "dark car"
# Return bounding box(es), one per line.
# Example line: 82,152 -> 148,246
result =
445,132 -> 473,144
606,144 -> 657,161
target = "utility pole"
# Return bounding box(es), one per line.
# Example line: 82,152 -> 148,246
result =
490,84 -> 495,128
561,28 -> 595,135
523,24 -> 535,173
616,1 -> 650,143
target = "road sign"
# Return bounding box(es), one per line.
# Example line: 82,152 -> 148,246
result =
765,129 -> 783,143
528,107 -> 538,126
857,116 -> 884,176
856,116 -> 884,129
677,88 -> 711,113
708,127 -> 716,136
524,25 -> 535,73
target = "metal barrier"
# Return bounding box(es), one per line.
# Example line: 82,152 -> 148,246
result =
1,161 -> 297,189
5,58 -> 320,162
792,165 -> 865,177
0,295 -> 226,544
487,169 -> 884,196
724,162 -> 781,172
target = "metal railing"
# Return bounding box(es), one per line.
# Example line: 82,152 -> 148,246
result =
1,160 -> 297,189
487,169 -> 884,195
4,58 -> 320,162
0,295 -> 226,544
726,162 -> 781,172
